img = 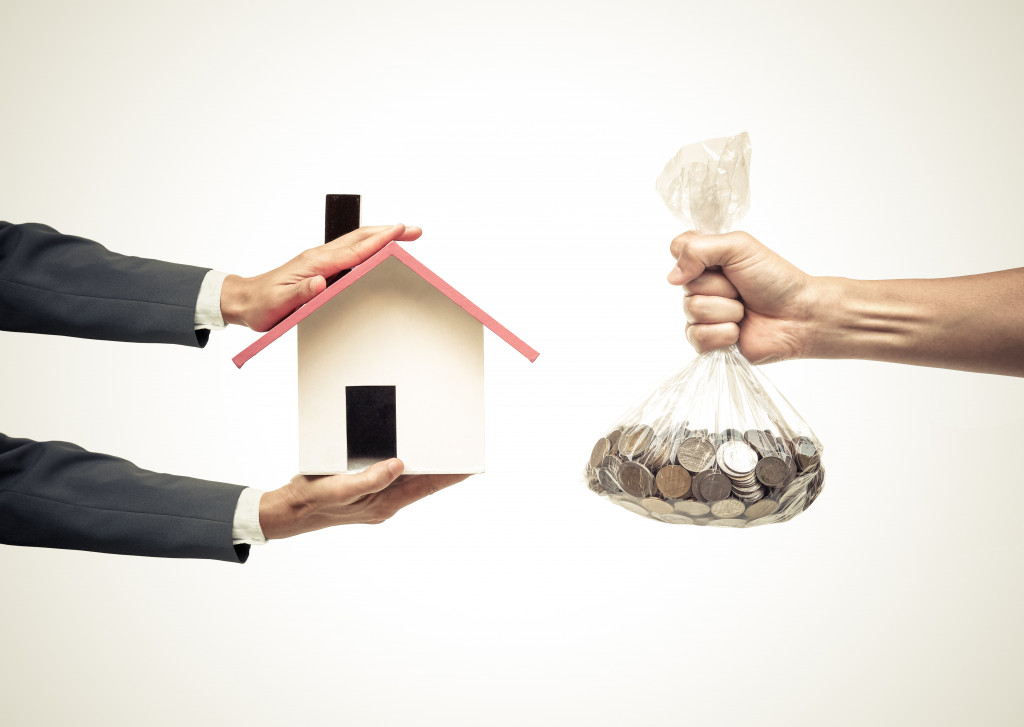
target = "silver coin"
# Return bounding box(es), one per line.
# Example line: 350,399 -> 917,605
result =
745,499 -> 780,520
732,481 -> 762,494
717,440 -> 758,476
710,498 -> 746,519
734,487 -> 760,495
755,455 -> 789,488
775,492 -> 807,515
699,472 -> 733,501
618,425 -> 655,458
690,470 -> 710,502
677,437 -> 716,472
618,461 -> 654,498
737,488 -> 764,504
744,429 -> 774,456
640,497 -> 674,514
777,472 -> 813,503
776,484 -> 807,508
601,454 -> 622,472
640,436 -> 675,470
589,438 -> 612,469
656,513 -> 694,524
707,518 -> 746,528
747,513 -> 787,527
674,500 -> 711,517
794,436 -> 821,472
805,468 -> 825,509
783,455 -> 798,485
597,467 -> 620,494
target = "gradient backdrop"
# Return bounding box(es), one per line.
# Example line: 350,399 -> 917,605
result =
2,1 -> 1023,725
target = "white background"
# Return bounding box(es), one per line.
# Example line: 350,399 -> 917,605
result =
2,1 -> 1023,725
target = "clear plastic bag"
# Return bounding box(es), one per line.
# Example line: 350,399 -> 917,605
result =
655,131 -> 751,234
584,132 -> 824,527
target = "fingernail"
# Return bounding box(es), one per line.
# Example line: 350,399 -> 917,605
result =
667,267 -> 685,284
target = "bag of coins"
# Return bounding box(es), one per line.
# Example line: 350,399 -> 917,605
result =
584,345 -> 824,526
583,132 -> 824,527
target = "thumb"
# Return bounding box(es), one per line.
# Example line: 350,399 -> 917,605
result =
668,231 -> 759,287
349,458 -> 405,497
293,275 -> 326,305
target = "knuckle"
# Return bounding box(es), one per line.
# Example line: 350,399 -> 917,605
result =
685,324 -> 709,353
682,298 -> 698,323
687,321 -> 739,351
677,237 -> 704,264
730,230 -> 756,248
686,295 -> 708,317
720,322 -> 741,343
688,323 -> 710,343
685,295 -> 722,324
670,230 -> 695,254
298,248 -> 321,266
354,225 -> 386,242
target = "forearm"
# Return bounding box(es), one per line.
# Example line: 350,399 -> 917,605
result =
0,434 -> 248,562
808,269 -> 1024,376
0,221 -> 210,346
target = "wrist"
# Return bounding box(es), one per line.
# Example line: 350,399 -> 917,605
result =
220,274 -> 252,327
807,276 -> 926,362
801,276 -> 852,359
259,483 -> 313,540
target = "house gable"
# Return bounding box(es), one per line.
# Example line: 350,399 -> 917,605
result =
233,242 -> 538,368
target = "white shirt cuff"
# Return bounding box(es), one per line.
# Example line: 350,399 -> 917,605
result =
232,487 -> 267,545
194,269 -> 229,330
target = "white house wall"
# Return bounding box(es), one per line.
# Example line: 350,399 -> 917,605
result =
297,256 -> 486,474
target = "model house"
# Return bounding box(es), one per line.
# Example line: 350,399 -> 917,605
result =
232,240 -> 538,475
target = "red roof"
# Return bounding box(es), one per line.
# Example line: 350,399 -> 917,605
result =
232,242 -> 539,368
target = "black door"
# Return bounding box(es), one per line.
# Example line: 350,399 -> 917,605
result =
346,385 -> 398,468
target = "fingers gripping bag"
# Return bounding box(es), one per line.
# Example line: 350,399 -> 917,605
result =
583,132 -> 824,527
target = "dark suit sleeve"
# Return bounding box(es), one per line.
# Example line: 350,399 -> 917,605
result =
0,433 -> 249,563
0,221 -> 211,347
0,221 -> 250,562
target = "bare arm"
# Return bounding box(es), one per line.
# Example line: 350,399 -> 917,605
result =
812,271 -> 1024,376
668,230 -> 1024,377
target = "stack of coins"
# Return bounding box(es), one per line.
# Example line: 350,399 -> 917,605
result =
716,439 -> 762,503
585,423 -> 824,528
